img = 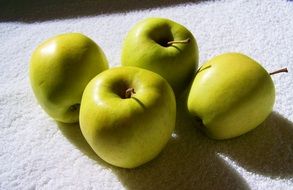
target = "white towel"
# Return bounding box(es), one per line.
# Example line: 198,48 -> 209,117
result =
0,0 -> 292,189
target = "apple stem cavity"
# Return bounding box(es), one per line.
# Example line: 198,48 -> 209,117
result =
269,68 -> 288,75
69,104 -> 80,112
167,38 -> 190,45
125,88 -> 136,99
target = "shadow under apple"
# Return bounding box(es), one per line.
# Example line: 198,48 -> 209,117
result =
113,99 -> 293,190
216,111 -> 293,178
57,96 -> 293,190
112,98 -> 251,190
57,122 -> 113,169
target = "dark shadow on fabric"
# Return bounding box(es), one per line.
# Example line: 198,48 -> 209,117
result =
216,112 -> 293,178
57,122 -> 114,168
113,94 -> 293,190
0,0 -> 207,23
57,93 -> 293,189
112,95 -> 251,190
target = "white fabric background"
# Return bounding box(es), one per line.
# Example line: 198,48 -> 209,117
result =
1,0 -> 293,189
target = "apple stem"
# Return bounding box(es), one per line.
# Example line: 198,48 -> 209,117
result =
269,68 -> 288,75
125,88 -> 136,99
167,38 -> 190,45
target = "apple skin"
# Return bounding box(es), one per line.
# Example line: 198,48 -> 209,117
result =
79,66 -> 176,168
29,33 -> 108,123
187,53 -> 275,140
121,17 -> 198,96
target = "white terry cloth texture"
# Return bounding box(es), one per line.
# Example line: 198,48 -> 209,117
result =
1,0 -> 293,189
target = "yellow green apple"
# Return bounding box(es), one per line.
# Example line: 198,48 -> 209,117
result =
121,17 -> 198,96
79,66 -> 176,168
29,33 -> 108,123
187,53 -> 276,139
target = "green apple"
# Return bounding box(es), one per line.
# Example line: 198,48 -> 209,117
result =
121,17 -> 198,96
187,53 -> 276,140
79,66 -> 176,168
30,33 -> 108,123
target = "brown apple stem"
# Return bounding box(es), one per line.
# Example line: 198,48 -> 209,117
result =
125,88 -> 136,99
167,38 -> 190,45
269,68 -> 288,75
